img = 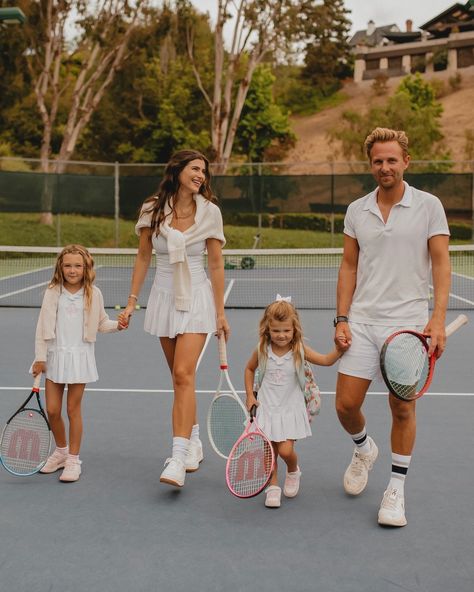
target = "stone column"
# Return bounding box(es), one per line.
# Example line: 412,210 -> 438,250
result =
425,52 -> 434,73
448,47 -> 457,72
402,54 -> 411,74
380,57 -> 388,70
354,58 -> 366,82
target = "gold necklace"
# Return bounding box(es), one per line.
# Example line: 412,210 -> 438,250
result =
174,204 -> 196,219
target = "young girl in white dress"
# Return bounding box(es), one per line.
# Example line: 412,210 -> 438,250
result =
119,150 -> 230,489
244,298 -> 348,508
32,245 -> 126,482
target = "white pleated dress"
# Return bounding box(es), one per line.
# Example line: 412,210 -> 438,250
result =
144,233 -> 217,338
46,288 -> 99,384
256,346 -> 312,442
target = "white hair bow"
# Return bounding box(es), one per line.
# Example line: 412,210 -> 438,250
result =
275,294 -> 292,303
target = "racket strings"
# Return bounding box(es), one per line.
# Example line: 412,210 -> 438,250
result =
227,432 -> 273,497
208,394 -> 247,458
384,334 -> 430,399
1,410 -> 51,474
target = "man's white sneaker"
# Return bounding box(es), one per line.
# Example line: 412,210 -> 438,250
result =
343,436 -> 378,495
283,467 -> 302,498
40,448 -> 68,473
59,458 -> 82,482
378,486 -> 407,527
160,457 -> 186,487
185,440 -> 204,473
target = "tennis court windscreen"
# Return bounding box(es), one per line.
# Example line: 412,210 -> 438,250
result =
0,245 -> 473,309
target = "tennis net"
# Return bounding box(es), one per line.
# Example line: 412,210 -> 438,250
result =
0,245 -> 473,309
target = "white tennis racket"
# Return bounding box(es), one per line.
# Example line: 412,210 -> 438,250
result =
206,335 -> 249,459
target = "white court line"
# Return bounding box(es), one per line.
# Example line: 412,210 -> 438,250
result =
0,280 -> 50,300
0,265 -> 53,282
0,387 -> 473,396
196,278 -> 235,370
429,282 -> 474,307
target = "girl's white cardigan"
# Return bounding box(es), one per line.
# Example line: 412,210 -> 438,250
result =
34,284 -> 119,362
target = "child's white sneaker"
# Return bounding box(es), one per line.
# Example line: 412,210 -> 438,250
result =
59,457 -> 82,482
185,440 -> 204,472
264,485 -> 282,508
40,448 -> 68,473
160,457 -> 186,487
283,467 -> 302,498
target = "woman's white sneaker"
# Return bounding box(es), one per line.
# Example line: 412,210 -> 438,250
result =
160,457 -> 186,487
185,440 -> 204,472
378,486 -> 407,527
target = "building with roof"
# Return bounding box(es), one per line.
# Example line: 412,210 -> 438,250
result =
351,1 -> 474,82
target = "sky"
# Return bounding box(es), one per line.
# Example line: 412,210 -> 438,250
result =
191,0 -> 456,36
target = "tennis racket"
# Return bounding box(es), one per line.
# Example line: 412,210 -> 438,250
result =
207,335 -> 249,459
0,373 -> 52,476
380,314 -> 468,401
225,405 -> 275,498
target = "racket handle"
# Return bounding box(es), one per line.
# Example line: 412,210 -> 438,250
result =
33,373 -> 42,390
446,314 -> 468,337
218,334 -> 228,369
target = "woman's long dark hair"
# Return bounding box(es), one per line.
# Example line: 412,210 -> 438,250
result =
141,150 -> 215,234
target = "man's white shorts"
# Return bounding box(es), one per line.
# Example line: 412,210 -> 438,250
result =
338,322 -> 425,382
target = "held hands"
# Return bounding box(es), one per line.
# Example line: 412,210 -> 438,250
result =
334,321 -> 352,352
32,361 -> 46,377
118,304 -> 135,330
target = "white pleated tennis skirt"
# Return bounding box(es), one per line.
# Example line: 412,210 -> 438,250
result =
46,345 -> 98,384
144,278 -> 217,338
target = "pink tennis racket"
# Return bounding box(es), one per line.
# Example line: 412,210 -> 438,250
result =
225,405 -> 275,498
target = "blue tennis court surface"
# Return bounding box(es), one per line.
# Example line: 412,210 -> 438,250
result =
0,308 -> 473,592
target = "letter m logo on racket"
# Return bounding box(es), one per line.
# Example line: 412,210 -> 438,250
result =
235,448 -> 266,483
7,428 -> 41,462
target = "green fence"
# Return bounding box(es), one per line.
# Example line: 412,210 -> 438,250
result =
1,158 -> 473,245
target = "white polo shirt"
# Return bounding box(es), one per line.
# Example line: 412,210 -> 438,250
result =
344,182 -> 449,325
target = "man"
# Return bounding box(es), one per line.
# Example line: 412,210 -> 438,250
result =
334,127 -> 451,527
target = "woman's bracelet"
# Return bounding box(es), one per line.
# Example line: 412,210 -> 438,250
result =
128,294 -> 138,301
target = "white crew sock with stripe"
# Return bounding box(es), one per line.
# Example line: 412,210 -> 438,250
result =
350,426 -> 371,455
388,452 -> 411,494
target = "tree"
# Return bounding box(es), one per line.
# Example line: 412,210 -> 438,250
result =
300,0 -> 352,94
18,0 -> 148,223
235,64 -> 295,162
187,0 -> 301,172
328,74 -> 450,164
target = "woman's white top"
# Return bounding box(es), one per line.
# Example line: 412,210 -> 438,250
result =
256,346 -> 312,442
46,288 -> 98,384
144,233 -> 217,338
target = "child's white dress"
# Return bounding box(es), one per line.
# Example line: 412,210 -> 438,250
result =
46,288 -> 98,384
143,233 -> 217,338
256,346 -> 312,442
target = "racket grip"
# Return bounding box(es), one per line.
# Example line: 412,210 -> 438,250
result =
218,334 -> 228,369
446,314 -> 468,337
33,373 -> 42,390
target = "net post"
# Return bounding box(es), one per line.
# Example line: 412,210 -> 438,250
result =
114,161 -> 120,248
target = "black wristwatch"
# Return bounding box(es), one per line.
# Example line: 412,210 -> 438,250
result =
333,315 -> 349,327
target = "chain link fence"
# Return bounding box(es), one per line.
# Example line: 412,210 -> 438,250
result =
1,157 -> 473,245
